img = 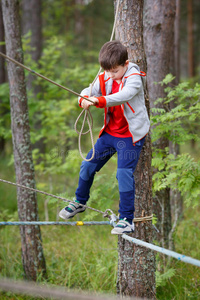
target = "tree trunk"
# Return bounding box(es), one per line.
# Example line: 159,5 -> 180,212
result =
115,0 -> 156,298
0,3 -> 6,83
0,2 -> 6,153
143,0 -> 176,249
2,0 -> 46,281
187,0 -> 195,77
21,0 -> 45,154
174,0 -> 181,83
169,0 -> 183,251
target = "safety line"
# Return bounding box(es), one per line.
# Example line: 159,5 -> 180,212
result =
0,221 -> 110,226
0,0 -> 121,163
0,178 -> 153,224
0,51 -> 94,103
75,0 -> 120,161
0,178 -> 112,219
122,234 -> 200,268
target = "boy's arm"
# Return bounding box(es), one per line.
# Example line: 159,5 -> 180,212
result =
94,74 -> 143,108
80,97 -> 99,110
78,77 -> 102,107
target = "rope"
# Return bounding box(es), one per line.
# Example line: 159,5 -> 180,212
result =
74,109 -> 95,161
0,177 -> 153,225
0,221 -> 110,226
0,278 -> 123,300
0,50 -> 97,161
0,51 -> 97,162
1,221 -> 200,268
0,178 -> 114,220
122,234 -> 200,268
0,216 -> 153,226
0,52 -> 94,103
0,0 -> 120,163
133,215 -> 153,222
74,0 -> 121,161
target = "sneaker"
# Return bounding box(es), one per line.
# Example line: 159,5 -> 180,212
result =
59,201 -> 86,220
111,218 -> 134,235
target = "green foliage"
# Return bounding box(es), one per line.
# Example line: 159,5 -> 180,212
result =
0,82 -> 11,141
156,268 -> 176,288
156,207 -> 200,300
151,76 -> 200,207
151,80 -> 200,144
42,0 -> 114,62
22,34 -> 101,186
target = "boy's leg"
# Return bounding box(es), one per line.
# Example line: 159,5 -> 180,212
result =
111,136 -> 145,234
75,133 -> 116,204
59,133 -> 116,219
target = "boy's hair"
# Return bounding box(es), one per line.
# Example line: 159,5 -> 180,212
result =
99,40 -> 128,70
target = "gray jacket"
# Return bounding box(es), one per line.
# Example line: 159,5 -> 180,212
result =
80,62 -> 150,143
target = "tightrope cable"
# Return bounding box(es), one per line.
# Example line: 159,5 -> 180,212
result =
122,234 -> 200,268
0,221 -> 110,226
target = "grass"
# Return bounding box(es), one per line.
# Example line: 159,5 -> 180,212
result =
0,224 -> 118,299
0,156 -> 200,299
0,225 -> 118,289
156,207 -> 200,299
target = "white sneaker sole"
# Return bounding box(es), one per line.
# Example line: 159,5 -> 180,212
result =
59,207 -> 85,220
111,228 -> 134,235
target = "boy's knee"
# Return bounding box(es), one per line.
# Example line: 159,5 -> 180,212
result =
116,168 -> 134,192
80,161 -> 98,181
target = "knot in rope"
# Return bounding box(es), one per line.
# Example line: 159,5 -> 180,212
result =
103,209 -> 118,226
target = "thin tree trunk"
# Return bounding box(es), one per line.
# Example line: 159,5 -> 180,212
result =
143,0 -> 176,249
21,0 -> 42,83
187,0 -> 195,77
115,0 -> 156,298
174,0 -> 181,83
0,2 -> 6,153
2,0 -> 46,280
169,0 -> 183,250
0,3 -> 6,84
21,0 -> 45,154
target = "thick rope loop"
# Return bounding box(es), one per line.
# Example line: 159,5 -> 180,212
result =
74,109 -> 93,136
75,109 -> 95,161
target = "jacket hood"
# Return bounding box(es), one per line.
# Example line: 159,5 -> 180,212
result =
126,62 -> 140,73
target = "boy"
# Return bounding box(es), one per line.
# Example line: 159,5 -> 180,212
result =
59,40 -> 150,234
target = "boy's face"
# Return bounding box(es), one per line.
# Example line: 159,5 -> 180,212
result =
105,60 -> 129,82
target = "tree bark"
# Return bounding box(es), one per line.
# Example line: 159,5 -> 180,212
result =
115,0 -> 156,298
21,0 -> 45,154
21,0 -> 42,87
0,2 -> 6,84
187,0 -> 195,77
143,0 -> 176,249
169,0 -> 183,250
0,2 -> 6,153
174,0 -> 181,83
2,0 -> 46,281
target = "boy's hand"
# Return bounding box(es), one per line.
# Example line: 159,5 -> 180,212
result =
81,97 -> 99,110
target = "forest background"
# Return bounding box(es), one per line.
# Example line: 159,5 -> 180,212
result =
0,0 -> 200,299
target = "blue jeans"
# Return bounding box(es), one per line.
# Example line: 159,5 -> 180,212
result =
75,132 -> 145,220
